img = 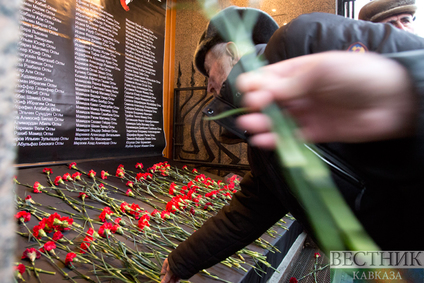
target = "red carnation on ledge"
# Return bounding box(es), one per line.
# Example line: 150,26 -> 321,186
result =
169,182 -> 177,195
33,182 -> 43,193
88,170 -> 96,178
120,201 -> 131,213
99,207 -> 114,222
135,162 -> 143,169
47,212 -> 74,231
151,209 -> 159,217
289,277 -> 298,283
72,172 -> 82,181
161,210 -> 171,220
126,189 -> 134,197
52,231 -> 64,241
79,192 -> 88,201
65,252 -> 77,268
80,236 -> 93,254
99,222 -> 115,238
32,223 -> 47,239
15,211 -> 31,223
101,170 -> 110,179
22,248 -> 41,263
126,181 -> 133,188
14,264 -> 26,280
25,195 -> 35,204
69,162 -> 77,169
116,168 -> 125,178
63,173 -> 73,182
40,241 -> 57,256
138,213 -> 151,231
54,176 -> 64,186
43,167 -> 53,174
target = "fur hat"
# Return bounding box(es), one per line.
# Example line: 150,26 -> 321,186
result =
359,0 -> 417,23
194,6 -> 278,77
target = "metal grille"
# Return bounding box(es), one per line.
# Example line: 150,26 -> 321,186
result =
281,239 -> 330,283
172,63 -> 250,176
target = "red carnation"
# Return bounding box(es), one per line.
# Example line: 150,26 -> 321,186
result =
88,170 -> 96,178
116,168 -> 125,178
99,207 -> 113,222
161,210 -> 171,220
65,252 -> 77,268
169,182 -> 176,195
14,263 -> 26,280
22,248 -> 41,262
126,189 -> 134,197
43,167 -> 53,174
135,162 -> 143,169
114,217 -> 123,225
101,170 -> 109,179
63,173 -> 73,181
25,195 -> 35,204
33,182 -> 43,193
69,162 -> 77,169
40,241 -> 56,254
135,173 -> 144,181
111,224 -> 123,234
99,222 -> 114,237
47,212 -> 73,231
80,236 -> 94,254
33,224 -> 47,239
52,231 -> 64,241
126,181 -> 133,188
54,176 -> 64,186
79,192 -> 88,201
130,203 -> 142,219
289,277 -> 298,283
314,252 -> 321,258
137,214 -> 150,231
87,227 -> 99,238
15,211 -> 31,223
72,172 -> 82,181
15,264 -> 25,274
120,202 -> 131,213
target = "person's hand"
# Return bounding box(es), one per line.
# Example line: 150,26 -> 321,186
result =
236,51 -> 417,148
160,258 -> 180,283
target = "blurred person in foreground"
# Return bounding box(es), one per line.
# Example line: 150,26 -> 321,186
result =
160,9 -> 424,283
359,0 -> 417,33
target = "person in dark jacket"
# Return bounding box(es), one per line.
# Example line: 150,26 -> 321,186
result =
195,6 -> 279,144
160,11 -> 424,283
359,0 -> 417,33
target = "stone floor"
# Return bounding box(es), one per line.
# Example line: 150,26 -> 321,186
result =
269,233 -> 331,283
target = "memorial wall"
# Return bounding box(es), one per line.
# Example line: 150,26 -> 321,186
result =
14,0 -> 167,164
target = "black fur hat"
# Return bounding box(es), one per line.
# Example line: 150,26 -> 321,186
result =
194,6 -> 278,77
359,0 -> 417,22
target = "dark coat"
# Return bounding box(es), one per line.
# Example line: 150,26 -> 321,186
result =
168,12 -> 424,279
